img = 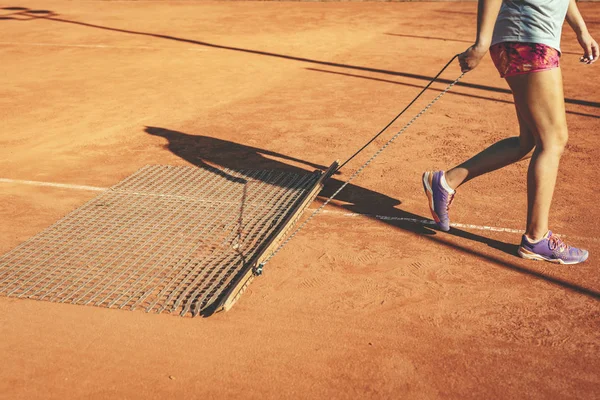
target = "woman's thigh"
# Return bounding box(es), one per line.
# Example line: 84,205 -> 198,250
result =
506,68 -> 568,147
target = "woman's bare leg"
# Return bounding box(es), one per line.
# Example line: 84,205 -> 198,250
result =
443,68 -> 567,241
444,110 -> 535,189
425,67 -> 587,263
505,68 -> 569,240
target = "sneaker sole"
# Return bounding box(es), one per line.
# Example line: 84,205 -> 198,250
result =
518,247 -> 589,265
422,172 -> 439,222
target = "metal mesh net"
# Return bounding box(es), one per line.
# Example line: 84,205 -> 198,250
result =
0,165 -> 321,316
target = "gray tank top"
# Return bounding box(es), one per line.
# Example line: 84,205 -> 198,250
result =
491,0 -> 570,52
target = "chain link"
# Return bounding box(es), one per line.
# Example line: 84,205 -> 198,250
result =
254,72 -> 466,275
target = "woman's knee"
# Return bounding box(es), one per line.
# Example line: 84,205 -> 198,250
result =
538,126 -> 569,154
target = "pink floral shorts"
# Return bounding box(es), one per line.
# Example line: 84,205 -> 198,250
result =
489,42 -> 560,78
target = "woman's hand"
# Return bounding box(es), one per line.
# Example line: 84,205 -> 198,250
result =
458,44 -> 488,72
577,31 -> 599,64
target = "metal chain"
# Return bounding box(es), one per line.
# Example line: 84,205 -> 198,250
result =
254,72 -> 466,275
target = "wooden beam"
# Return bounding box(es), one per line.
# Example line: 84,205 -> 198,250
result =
208,161 -> 339,315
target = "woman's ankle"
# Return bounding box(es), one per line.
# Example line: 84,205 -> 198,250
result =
444,169 -> 464,190
524,230 -> 550,243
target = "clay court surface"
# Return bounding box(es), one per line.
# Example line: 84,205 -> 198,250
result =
1,0 -> 599,398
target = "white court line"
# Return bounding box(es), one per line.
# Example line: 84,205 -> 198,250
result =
0,178 -> 278,203
0,177 -> 525,234
0,178 -> 105,192
316,209 -> 525,234
316,209 -> 600,242
0,42 -> 209,51
2,177 -> 595,241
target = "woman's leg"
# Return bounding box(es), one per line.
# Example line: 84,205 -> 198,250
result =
424,66 -> 588,262
423,103 -> 536,233
504,68 -> 568,240
444,67 -> 566,240
508,68 -> 588,263
444,110 -> 535,189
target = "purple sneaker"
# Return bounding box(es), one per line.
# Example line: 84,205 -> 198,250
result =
518,231 -> 589,265
422,171 -> 455,231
